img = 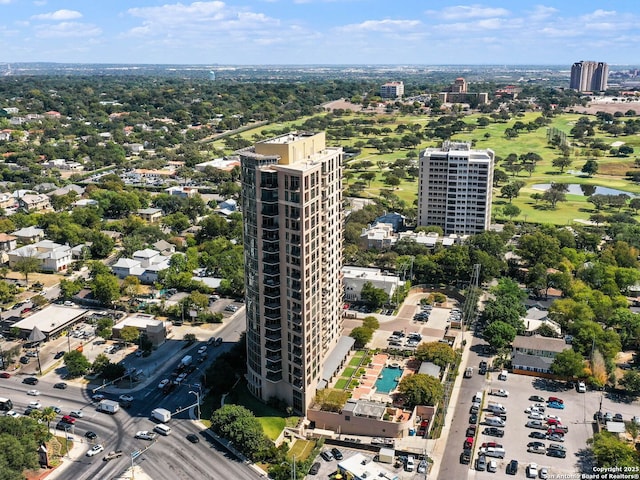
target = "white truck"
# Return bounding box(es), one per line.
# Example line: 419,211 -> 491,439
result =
151,407 -> 172,423
181,355 -> 193,367
487,402 -> 506,413
97,399 -> 120,414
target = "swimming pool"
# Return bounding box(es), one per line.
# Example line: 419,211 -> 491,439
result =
375,366 -> 404,394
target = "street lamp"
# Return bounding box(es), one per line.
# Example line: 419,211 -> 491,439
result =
189,390 -> 201,421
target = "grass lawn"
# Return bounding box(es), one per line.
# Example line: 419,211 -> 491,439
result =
288,439 -> 316,461
348,356 -> 363,367
342,367 -> 356,377
334,378 -> 349,389
223,381 -> 300,441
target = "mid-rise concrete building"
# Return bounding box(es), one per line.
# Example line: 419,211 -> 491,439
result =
570,61 -> 609,92
239,131 -> 343,413
418,141 -> 494,235
380,81 -> 404,99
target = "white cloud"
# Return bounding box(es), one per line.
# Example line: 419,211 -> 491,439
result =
427,4 -> 510,21
338,19 -> 421,33
35,21 -> 101,38
0,0 -> 13,4
31,9 -> 82,21
581,9 -> 617,21
527,5 -> 558,21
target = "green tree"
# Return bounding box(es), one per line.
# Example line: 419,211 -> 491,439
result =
398,373 -> 444,408
589,431 -> 639,468
59,278 -> 83,299
550,349 -> 585,379
120,326 -> 140,347
349,326 -> 373,348
91,273 -> 120,306
360,281 -> 389,308
96,317 -> 114,340
552,157 -> 572,173
415,342 -> 456,368
619,370 -> 640,395
582,158 -> 599,177
64,350 -> 91,377
502,204 -> 521,219
13,255 -> 40,285
89,232 -> 115,259
210,404 -> 268,460
362,316 -> 380,330
92,353 -> 111,375
483,321 -> 517,350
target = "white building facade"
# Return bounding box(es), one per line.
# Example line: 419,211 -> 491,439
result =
418,141 -> 494,235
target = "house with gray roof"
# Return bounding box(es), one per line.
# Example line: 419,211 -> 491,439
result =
511,335 -> 570,377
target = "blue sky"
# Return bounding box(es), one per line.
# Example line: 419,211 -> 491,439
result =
1,0 -> 639,65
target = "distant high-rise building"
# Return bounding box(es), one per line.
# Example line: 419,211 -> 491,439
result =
380,81 -> 404,99
438,77 -> 488,105
239,131 -> 343,414
570,61 -> 609,92
418,141 -> 494,235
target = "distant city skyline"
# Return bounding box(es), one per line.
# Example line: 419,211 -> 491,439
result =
0,1 -> 638,65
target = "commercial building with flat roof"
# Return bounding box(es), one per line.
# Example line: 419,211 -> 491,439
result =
11,305 -> 89,340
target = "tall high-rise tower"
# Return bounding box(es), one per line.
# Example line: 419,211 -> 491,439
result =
239,131 -> 343,414
418,141 -> 494,235
570,61 -> 609,92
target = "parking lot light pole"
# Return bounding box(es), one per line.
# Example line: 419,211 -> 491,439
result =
189,390 -> 201,421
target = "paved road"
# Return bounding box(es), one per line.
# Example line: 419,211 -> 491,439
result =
438,330 -> 491,479
4,312 -> 263,480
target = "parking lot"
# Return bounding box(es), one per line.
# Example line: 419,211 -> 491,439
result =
470,371 -> 621,478
308,446 -> 429,480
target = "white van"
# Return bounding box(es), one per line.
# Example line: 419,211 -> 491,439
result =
405,455 -> 415,472
473,392 -> 483,403
498,370 -> 508,380
153,424 -> 172,436
483,447 -> 505,459
484,416 -> 505,427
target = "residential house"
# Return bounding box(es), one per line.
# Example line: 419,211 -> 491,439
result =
522,307 -> 562,337
18,194 -> 52,212
511,335 -> 571,377
51,184 -> 85,197
0,130 -> 12,141
153,240 -> 175,256
0,233 -> 17,251
0,192 -> 16,209
360,223 -> 396,250
216,198 -> 237,216
111,248 -> 171,284
72,199 -> 98,207
8,240 -> 72,272
11,226 -> 45,244
136,208 -> 163,223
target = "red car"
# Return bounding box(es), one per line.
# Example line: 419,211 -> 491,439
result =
21,307 -> 32,314
547,418 -> 561,426
547,396 -> 564,404
481,442 -> 503,449
547,427 -> 566,436
0,372 -> 10,378
464,437 -> 474,449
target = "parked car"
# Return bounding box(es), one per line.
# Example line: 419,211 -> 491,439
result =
547,397 -> 563,404
0,372 -> 10,378
506,459 -> 519,475
548,401 -> 565,410
529,431 -> 547,439
460,449 -> 472,464
577,382 -> 586,393
613,413 -> 624,422
547,433 -> 565,442
528,412 -> 544,420
309,462 -> 320,475
526,420 -> 547,430
466,425 -> 477,437
483,427 -> 504,437
548,443 -> 566,452
527,463 -> 538,478
330,448 -> 343,460
547,449 -> 566,458
476,454 -> 487,471
530,395 -> 546,402
469,413 -> 478,424
487,459 -> 497,473
539,467 -> 549,479
320,451 -> 333,462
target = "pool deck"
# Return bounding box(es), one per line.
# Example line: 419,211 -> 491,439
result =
349,353 -> 419,402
